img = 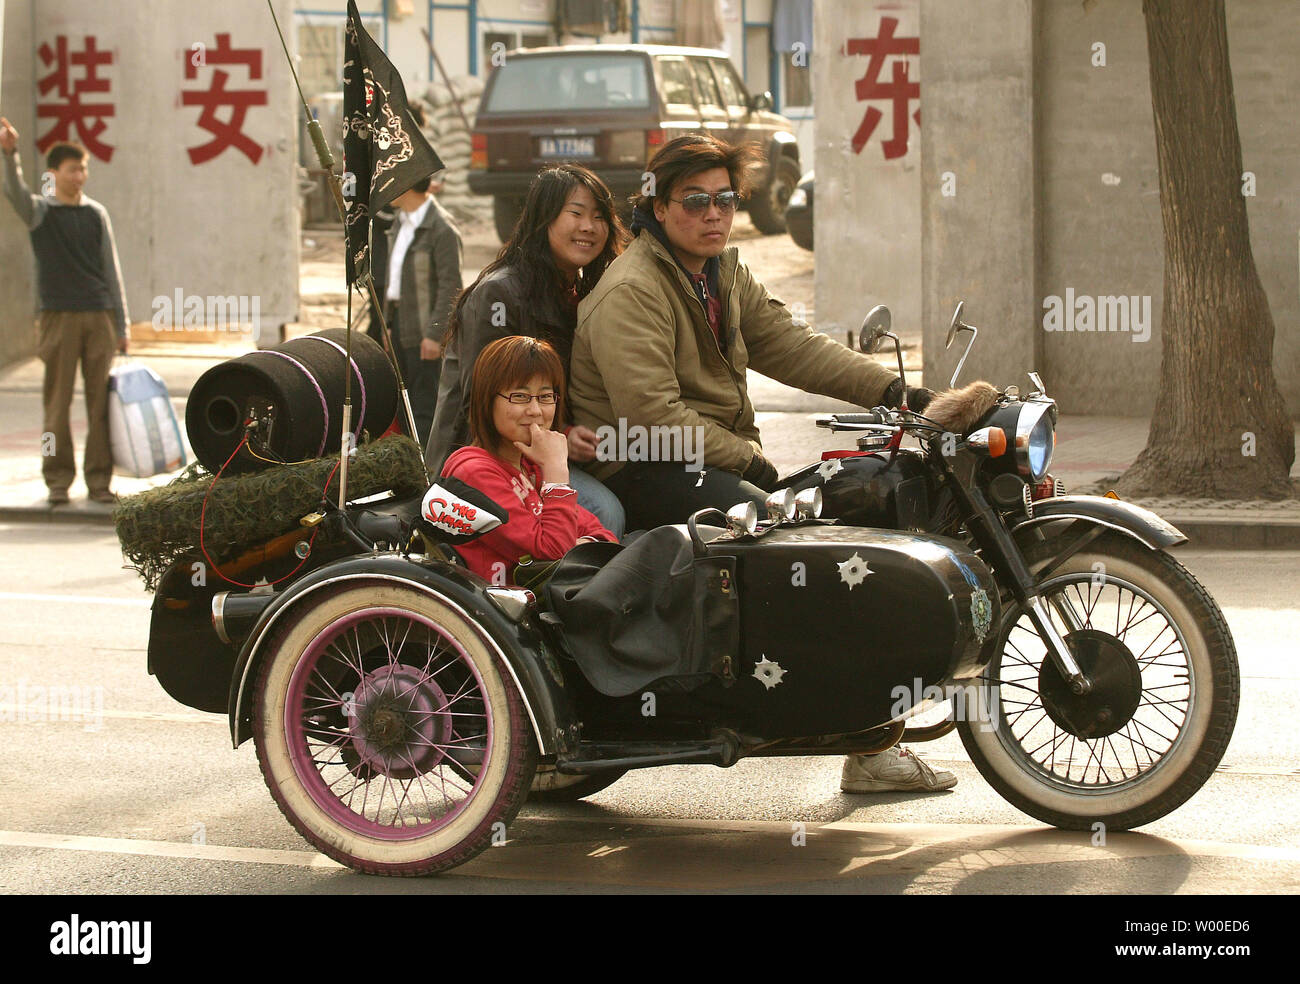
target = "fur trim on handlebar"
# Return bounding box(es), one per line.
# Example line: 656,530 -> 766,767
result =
924,381 -> 1000,434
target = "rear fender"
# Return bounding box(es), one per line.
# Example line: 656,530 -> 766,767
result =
226,554 -> 573,755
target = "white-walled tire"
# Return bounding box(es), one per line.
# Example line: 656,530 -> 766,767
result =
958,533 -> 1238,830
253,582 -> 537,875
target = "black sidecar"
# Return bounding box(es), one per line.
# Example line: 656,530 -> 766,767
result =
198,489 -> 998,876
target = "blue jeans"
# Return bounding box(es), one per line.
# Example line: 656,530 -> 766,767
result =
570,465 -> 626,539
603,461 -> 768,532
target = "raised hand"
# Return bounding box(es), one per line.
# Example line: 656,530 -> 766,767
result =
514,423 -> 570,484
566,424 -> 600,463
0,118 -> 18,155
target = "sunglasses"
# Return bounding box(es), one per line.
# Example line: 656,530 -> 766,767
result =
671,190 -> 740,215
498,391 -> 558,406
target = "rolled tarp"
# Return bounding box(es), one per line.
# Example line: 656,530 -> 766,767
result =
186,329 -> 398,474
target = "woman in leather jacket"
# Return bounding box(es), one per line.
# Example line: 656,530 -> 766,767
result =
426,164 -> 628,536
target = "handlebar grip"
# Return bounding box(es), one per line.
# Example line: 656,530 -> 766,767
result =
825,410 -> 888,425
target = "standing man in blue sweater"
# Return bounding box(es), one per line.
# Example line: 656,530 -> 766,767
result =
1,117 -> 129,505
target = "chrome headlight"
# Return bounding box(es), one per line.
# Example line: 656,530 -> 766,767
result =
1015,401 -> 1055,483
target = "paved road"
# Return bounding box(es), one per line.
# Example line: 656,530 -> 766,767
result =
1,525 -> 1297,893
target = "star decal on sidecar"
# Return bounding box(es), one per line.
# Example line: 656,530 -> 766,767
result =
837,552 -> 873,590
753,654 -> 786,690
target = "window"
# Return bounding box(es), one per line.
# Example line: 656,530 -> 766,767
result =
690,59 -> 723,109
485,54 -> 652,111
657,58 -> 696,107
711,60 -> 750,113
743,25 -> 772,104
484,31 -> 513,71
296,17 -> 382,99
298,24 -> 340,97
784,60 -> 812,108
483,30 -> 552,73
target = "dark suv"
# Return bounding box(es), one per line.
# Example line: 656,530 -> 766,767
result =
469,44 -> 802,241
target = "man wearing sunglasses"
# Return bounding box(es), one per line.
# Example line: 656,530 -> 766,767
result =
570,133 -> 932,528
568,134 -> 951,796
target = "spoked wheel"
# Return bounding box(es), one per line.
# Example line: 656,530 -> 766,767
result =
253,583 -> 538,875
529,765 -> 627,803
959,533 -> 1238,830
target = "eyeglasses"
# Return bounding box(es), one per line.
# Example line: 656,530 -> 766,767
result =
671,191 -> 740,215
498,391 -> 558,405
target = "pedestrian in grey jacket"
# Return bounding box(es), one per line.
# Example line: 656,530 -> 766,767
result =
381,174 -> 462,447
2,119 -> 128,505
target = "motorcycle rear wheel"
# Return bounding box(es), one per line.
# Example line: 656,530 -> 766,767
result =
958,532 -> 1238,831
253,582 -> 538,875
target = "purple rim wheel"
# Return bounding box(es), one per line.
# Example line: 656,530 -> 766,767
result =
284,606 -> 494,840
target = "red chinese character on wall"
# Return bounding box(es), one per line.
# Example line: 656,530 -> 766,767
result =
181,33 -> 268,165
36,35 -> 116,161
846,16 -> 920,160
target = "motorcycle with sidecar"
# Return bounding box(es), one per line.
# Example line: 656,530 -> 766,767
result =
144,302 -> 1239,876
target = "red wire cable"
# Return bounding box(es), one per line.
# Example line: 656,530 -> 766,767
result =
199,426 -> 343,589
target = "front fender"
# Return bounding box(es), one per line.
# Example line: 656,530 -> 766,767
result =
1012,494 -> 1187,551
766,130 -> 799,169
226,553 -> 574,755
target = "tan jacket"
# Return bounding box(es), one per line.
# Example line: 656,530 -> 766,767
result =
569,230 -> 897,480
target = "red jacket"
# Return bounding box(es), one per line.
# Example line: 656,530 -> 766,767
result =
441,446 -> 615,585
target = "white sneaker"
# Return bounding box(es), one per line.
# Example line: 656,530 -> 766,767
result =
840,745 -> 957,793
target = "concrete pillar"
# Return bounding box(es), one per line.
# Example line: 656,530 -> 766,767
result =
0,0 -> 36,370
1,0 -> 299,364
920,0 -> 1037,392
813,0 -> 921,349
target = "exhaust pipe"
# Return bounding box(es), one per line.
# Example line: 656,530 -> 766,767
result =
211,591 -> 277,645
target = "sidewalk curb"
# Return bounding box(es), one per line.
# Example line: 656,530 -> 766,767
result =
1164,516 -> 1300,550
0,505 -> 119,526
4,504 -> 1299,549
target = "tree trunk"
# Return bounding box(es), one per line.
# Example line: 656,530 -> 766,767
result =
1118,0 -> 1293,499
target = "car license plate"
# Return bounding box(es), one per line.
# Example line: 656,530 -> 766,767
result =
539,136 -> 595,158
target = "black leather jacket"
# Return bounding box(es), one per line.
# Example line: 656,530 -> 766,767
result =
425,264 -> 574,471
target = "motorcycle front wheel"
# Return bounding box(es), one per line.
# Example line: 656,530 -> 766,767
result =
958,532 -> 1238,831
253,582 -> 538,875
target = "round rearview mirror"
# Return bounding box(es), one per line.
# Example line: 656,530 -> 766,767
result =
859,305 -> 893,354
945,301 -> 965,350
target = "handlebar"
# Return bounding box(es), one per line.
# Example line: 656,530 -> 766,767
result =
815,408 -> 894,432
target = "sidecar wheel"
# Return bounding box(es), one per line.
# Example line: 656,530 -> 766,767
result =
529,766 -> 627,802
958,533 -> 1238,831
253,582 -> 538,875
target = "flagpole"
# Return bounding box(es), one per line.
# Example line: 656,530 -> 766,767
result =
265,0 -> 429,512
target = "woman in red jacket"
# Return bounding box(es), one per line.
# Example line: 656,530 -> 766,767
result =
441,335 -> 615,586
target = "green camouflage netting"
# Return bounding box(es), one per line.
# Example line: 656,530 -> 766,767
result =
114,434 -> 429,591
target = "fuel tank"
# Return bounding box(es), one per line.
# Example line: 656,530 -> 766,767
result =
783,449 -> 934,530
634,524 -> 1000,740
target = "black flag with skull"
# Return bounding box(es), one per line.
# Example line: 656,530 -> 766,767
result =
342,0 -> 443,285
